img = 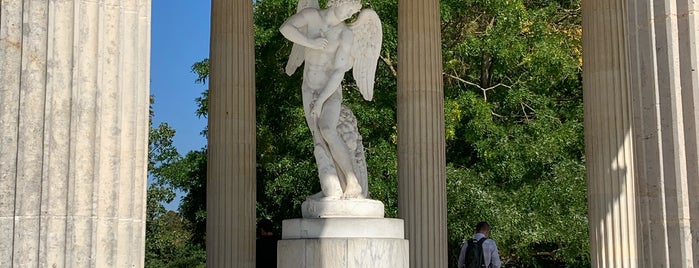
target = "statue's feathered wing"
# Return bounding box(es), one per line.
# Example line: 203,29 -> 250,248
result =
285,0 -> 320,76
337,105 -> 369,197
348,9 -> 382,101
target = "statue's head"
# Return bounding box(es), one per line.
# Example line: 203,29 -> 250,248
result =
328,0 -> 361,20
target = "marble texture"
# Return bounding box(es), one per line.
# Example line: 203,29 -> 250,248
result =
278,239 -> 409,268
301,198 -> 384,218
282,218 -> 405,239
0,0 -> 151,267
278,218 -> 408,268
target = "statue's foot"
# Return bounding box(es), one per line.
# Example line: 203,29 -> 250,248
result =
342,181 -> 363,199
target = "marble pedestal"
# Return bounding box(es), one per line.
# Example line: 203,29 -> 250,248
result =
278,218 -> 409,268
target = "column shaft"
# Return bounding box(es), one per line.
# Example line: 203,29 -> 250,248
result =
584,0 -> 699,266
626,0 -> 699,266
207,0 -> 256,267
583,0 -> 637,268
397,0 -> 447,267
0,0 -> 151,267
582,0 -> 639,267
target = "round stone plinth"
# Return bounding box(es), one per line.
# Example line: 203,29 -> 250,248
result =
279,218 -> 408,267
278,237 -> 409,268
301,198 -> 384,218
282,218 -> 405,239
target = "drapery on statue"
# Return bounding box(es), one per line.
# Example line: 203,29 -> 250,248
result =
280,0 -> 382,200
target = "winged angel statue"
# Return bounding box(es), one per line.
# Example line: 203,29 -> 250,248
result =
280,0 -> 382,200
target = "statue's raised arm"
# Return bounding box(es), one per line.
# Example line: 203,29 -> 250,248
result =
284,0 -> 320,76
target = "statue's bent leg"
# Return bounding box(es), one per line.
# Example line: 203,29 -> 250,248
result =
302,83 -> 343,198
313,144 -> 343,198
317,93 -> 363,198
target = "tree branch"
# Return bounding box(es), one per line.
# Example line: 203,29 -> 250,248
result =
521,103 -> 530,122
444,72 -> 512,102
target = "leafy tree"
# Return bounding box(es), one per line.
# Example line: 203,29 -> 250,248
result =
146,97 -> 206,267
145,210 -> 206,268
440,0 -> 587,266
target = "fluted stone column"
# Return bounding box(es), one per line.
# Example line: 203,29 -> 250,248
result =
582,1 -> 639,267
625,0 -> 699,266
397,0 -> 447,267
584,0 -> 699,267
207,0 -> 256,267
0,0 -> 151,267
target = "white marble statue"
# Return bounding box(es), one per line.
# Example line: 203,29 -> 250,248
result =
280,0 -> 382,200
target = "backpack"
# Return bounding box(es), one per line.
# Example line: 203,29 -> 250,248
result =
465,237 -> 487,268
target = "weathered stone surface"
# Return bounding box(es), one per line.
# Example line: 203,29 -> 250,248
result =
583,0 -> 699,266
278,238 -> 409,268
396,0 -> 447,267
278,218 -> 409,268
206,0 -> 257,266
282,218 -> 404,239
301,198 -> 385,218
0,1 -> 151,267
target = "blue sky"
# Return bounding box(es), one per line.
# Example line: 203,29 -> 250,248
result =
151,0 -> 210,154
150,1 -> 211,210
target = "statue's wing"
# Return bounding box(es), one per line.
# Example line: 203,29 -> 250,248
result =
285,0 -> 320,76
348,9 -> 382,101
338,105 -> 369,198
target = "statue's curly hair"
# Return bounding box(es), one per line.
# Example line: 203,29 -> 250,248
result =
327,0 -> 361,7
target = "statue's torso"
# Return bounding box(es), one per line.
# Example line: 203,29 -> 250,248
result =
303,10 -> 350,73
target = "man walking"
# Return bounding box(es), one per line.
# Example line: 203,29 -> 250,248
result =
458,221 -> 502,268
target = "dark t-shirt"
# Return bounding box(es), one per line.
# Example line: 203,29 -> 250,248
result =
256,236 -> 278,268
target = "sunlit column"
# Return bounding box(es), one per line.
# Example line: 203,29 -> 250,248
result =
207,0 -> 256,267
0,0 -> 151,267
585,0 -> 699,266
582,0 -> 639,267
397,0 -> 447,267
625,0 -> 699,266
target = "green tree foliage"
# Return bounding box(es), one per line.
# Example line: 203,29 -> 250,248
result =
440,0 -> 587,266
145,209 -> 206,268
146,97 -> 206,267
150,0 -> 588,266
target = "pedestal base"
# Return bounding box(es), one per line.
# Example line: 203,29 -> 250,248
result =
301,198 -> 384,218
278,218 -> 409,268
